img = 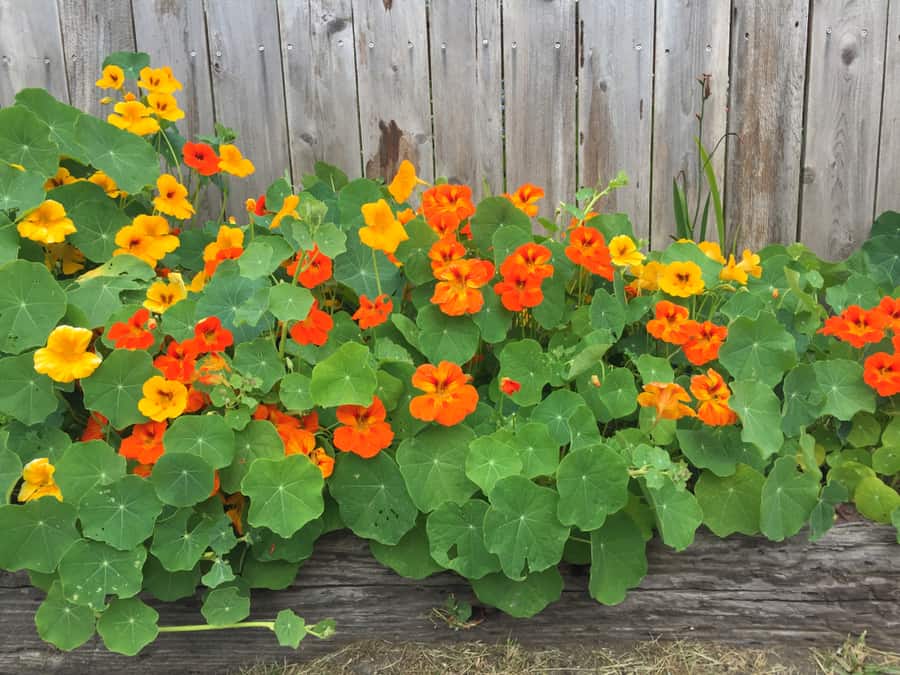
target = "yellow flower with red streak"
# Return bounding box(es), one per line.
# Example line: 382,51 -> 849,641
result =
144,272 -> 187,314
33,326 -> 101,383
17,200 -> 76,244
503,183 -> 544,217
107,100 -> 160,136
431,258 -> 495,316
360,199 -> 409,255
95,64 -> 125,90
17,458 -> 62,503
138,375 -> 188,421
659,261 -> 705,298
637,382 -> 696,421
153,174 -> 195,220
113,214 -> 180,267
203,225 -> 245,276
137,66 -> 182,94
608,235 -> 645,267
218,144 -> 255,177
690,369 -> 737,426
388,160 -> 427,203
146,92 -> 184,122
270,195 -> 300,230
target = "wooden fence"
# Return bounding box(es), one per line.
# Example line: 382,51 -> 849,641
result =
0,0 -> 898,260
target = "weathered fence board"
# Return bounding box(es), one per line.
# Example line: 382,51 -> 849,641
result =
650,0 -> 731,248
726,1 -> 809,251
278,0 -> 363,179
800,0 -> 889,260
0,522 -> 896,674
578,1 -> 654,239
876,3 -> 900,217
503,0 -> 577,221
353,0 -> 433,182
0,0 -> 69,105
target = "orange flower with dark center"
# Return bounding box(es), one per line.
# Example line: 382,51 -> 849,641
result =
286,246 -> 332,288
220,492 -> 246,535
690,369 -> 737,426
565,226 -> 614,280
333,397 -> 394,458
107,308 -> 156,350
493,267 -> 545,312
154,340 -> 198,384
421,184 -> 475,236
409,361 -> 479,426
503,183 -> 544,217
182,141 -> 220,176
186,316 -> 234,354
863,352 -> 900,397
280,425 -> 318,456
681,320 -> 728,365
290,300 -> 333,346
819,305 -> 889,348
874,296 -> 900,332
352,294 -> 393,329
429,237 -> 466,276
431,258 -> 495,316
203,225 -> 244,277
500,243 -> 553,281
119,420 -> 168,465
637,382 -> 696,421
646,301 -> 691,345
80,412 -> 109,442
500,377 -> 521,396
309,448 -> 335,478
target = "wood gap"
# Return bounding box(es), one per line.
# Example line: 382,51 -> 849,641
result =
54,0 -> 71,104
349,0 -> 365,177
273,0 -> 295,187
723,0 -> 736,250
424,0 -> 437,182
499,0 -> 507,194
794,0 -> 815,245
647,0 -> 659,250
871,0 -> 893,224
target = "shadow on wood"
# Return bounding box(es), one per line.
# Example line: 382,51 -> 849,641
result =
0,521 -> 896,674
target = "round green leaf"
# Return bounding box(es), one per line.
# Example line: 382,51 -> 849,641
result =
250,519 -> 323,563
580,366 -> 637,422
274,609 -> 306,649
695,464 -> 764,537
465,430 -> 523,495
0,447 -> 23,504
873,446 -> 900,476
268,283 -> 314,323
195,262 -> 272,343
498,339 -> 551,406
36,581 -> 96,651
241,455 -> 325,538
426,499 -> 501,579
58,539 -> 147,609
81,350 -> 157,429
233,338 -> 285,393
730,380 -> 784,459
201,586 -> 250,626
471,568 -> 563,618
556,445 -> 629,531
0,351 -> 58,424
760,456 -> 820,541
719,312 -> 797,386
163,414 -> 235,469
219,419 -> 284,493
647,478 -> 703,551
0,106 -> 58,177
396,425 -> 478,512
782,364 -> 825,436
79,475 -> 163,550
74,113 -> 160,194
471,289 -> 513,343
240,557 -> 300,590
675,425 -> 754,478
530,390 -> 587,446
0,162 -> 45,213
279,372 -> 314,412
142,554 -> 200,601
151,509 -> 224,572
97,597 -> 159,656
415,305 -> 480,366
812,359 -> 876,421
635,354 -> 674,384
310,342 -> 377,407
854,476 -> 900,523
589,289 -> 626,339
54,440 -> 126,505
589,511 -> 648,605
50,181 -> 130,262
0,499 -> 80,572
0,260 -> 68,354
333,232 -> 402,298
151,453 -> 215,507
515,422 -> 560,478
370,517 -> 442,579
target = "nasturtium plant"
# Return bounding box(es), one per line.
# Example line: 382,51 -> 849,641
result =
0,51 -> 898,656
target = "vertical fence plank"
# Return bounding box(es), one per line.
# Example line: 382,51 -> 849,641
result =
0,0 -> 69,105
578,1 -> 654,239
800,0 -> 888,260
727,0 -> 809,251
278,0 -> 362,179
428,0 -> 503,197
876,4 -> 899,217
352,0 -> 432,182
650,0 -> 731,247
58,0 -> 136,117
204,0 -> 292,215
503,0 -> 576,221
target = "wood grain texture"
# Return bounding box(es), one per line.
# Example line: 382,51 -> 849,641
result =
875,2 -> 899,216
204,0 -> 292,215
578,1 -> 654,239
352,0 -> 433,182
57,0 -> 136,116
650,0 -> 731,247
278,0 -> 363,179
726,0 -> 809,251
503,0 -> 577,221
800,0 -> 889,260
0,0 -> 69,105
428,0 -> 503,199
0,522 -> 896,673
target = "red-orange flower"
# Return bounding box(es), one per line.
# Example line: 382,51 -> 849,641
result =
309,448 -> 335,478
874,296 -> 900,333
154,340 -> 198,384
819,305 -> 889,348
493,267 -> 545,312
80,412 -> 109,442
431,258 -> 495,316
421,184 -> 475,236
182,141 -> 220,176
409,361 -> 479,426
280,425 -> 318,456
119,420 -> 167,465
646,301 -> 691,345
500,243 -> 553,281
352,294 -> 393,329
186,316 -> 234,354
185,385 -> 208,413
500,377 -> 521,396
290,300 -> 333,346
107,308 -> 156,349
690,369 -> 737,426
333,397 -> 394,458
286,246 -> 333,289
220,492 -> 246,535
681,321 -> 728,366
503,183 -> 544,217
196,352 -> 231,385
863,352 -> 900,397
636,382 -> 696,421
565,226 -> 614,280
428,236 -> 466,276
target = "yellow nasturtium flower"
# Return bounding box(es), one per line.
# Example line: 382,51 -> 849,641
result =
146,92 -> 185,122
698,241 -> 727,264
137,66 -> 183,94
388,159 -> 427,203
113,214 -> 180,267
144,272 -> 187,314
33,325 -> 102,383
44,167 -> 78,190
218,144 -> 255,177
17,200 -> 76,244
720,249 -> 763,285
270,195 -> 300,230
95,64 -> 125,90
608,235 -> 645,267
45,242 -> 86,275
18,458 -> 63,503
153,174 -> 195,220
88,170 -> 123,198
658,261 -> 705,298
359,199 -> 409,255
138,375 -> 188,421
107,100 -> 160,136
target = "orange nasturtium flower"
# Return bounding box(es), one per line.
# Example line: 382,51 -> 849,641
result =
863,352 -> 900,397
431,258 -> 496,316
17,458 -> 62,503
309,448 -> 335,478
493,266 -> 545,312
218,144 -> 255,177
409,361 -> 479,427
270,194 -> 300,230
565,226 -> 614,280
503,183 -> 544,217
107,308 -> 156,350
681,320 -> 728,366
290,300 -> 334,347
819,305 -> 889,348
352,294 -> 393,329
428,237 -> 467,276
500,377 -> 521,396
360,199 -> 409,254
421,184 -> 476,236
182,141 -> 220,176
286,246 -> 332,288
144,272 -> 187,314
333,396 -> 395,458
154,340 -> 198,383
107,100 -> 160,136
33,326 -> 101,383
44,167 -> 77,190
81,412 -> 109,442
113,214 -> 180,267
690,369 -> 737,426
186,316 -> 234,354
637,382 -> 696,421
146,92 -> 184,122
137,65 -> 183,94
875,296 -> 900,332
45,242 -> 86,275
95,64 -> 125,90
118,421 -> 168,465
203,225 -> 245,276
88,170 -> 123,198
153,173 -> 195,220
698,241 -> 727,264
720,249 -> 762,285
397,207 -> 416,225
17,200 -> 76,244
500,242 -> 554,281
608,235 -> 645,267
658,261 -> 705,298
138,375 -> 189,421
646,301 -> 691,345
388,159 -> 427,203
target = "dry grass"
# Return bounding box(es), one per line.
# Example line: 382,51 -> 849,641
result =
240,634 -> 900,675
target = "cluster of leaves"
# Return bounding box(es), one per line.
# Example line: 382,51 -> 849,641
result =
0,53 -> 898,656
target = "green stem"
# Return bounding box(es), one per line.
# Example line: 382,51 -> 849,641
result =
158,621 -> 274,633
371,248 -> 383,296
160,129 -> 184,186
218,184 -> 229,224
569,535 -> 591,545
